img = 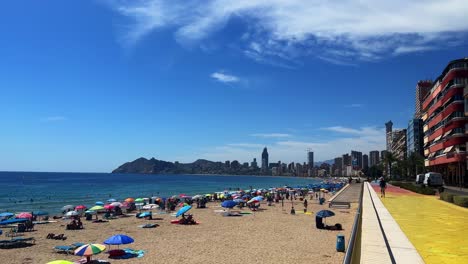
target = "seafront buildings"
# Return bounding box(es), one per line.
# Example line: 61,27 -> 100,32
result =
421,58 -> 468,186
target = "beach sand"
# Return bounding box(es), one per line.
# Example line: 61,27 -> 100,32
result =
0,196 -> 356,264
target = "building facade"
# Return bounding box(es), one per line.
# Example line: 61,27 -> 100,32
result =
392,129 -> 407,160
351,150 -> 363,170
407,119 -> 424,157
369,150 -> 380,167
386,121 -> 393,151
422,58 -> 468,187
261,147 -> 269,173
307,151 -> 314,168
415,80 -> 433,118
363,154 -> 369,170
334,157 -> 343,176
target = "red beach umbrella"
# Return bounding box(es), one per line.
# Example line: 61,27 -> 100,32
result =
75,205 -> 86,210
17,212 -> 32,219
104,204 -> 114,210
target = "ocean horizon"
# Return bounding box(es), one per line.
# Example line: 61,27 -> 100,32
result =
0,171 -> 324,214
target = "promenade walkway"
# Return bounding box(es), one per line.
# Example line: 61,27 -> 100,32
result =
371,183 -> 468,264
330,182 -> 361,203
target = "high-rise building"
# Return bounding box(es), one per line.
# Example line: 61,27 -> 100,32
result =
342,154 -> 351,167
422,58 -> 468,186
386,121 -> 393,151
363,154 -> 369,170
334,157 -> 343,176
261,147 -> 269,173
369,151 -> 380,167
251,158 -> 258,168
351,150 -> 363,170
392,129 -> 407,161
381,150 -> 388,161
407,119 -> 424,157
415,80 -> 433,118
307,151 -> 314,168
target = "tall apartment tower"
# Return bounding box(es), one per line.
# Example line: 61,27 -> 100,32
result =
351,150 -> 363,170
385,121 -> 393,151
369,151 -> 380,167
407,119 -> 424,157
261,147 -> 269,173
307,151 -> 314,168
334,157 -> 343,176
363,154 -> 369,170
415,80 -> 433,118
422,58 -> 468,186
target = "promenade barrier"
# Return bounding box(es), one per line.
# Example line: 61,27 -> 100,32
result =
342,183 -> 363,264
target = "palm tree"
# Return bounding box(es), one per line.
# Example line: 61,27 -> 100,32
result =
383,152 -> 397,179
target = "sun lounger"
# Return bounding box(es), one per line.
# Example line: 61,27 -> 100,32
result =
54,242 -> 84,254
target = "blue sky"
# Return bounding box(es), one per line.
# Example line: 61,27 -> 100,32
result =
1,0 -> 468,172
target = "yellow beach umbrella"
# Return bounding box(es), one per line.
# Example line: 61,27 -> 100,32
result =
47,261 -> 73,264
89,205 -> 104,211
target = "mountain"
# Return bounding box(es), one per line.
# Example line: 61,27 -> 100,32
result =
112,157 -> 261,175
314,159 -> 334,166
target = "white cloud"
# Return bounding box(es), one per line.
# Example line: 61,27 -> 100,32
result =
111,0 -> 468,64
197,126 -> 385,163
41,116 -> 67,122
250,133 -> 292,138
211,72 -> 240,83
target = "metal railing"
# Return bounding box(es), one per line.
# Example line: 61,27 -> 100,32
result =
342,182 -> 364,264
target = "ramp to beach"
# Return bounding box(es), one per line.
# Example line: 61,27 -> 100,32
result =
329,182 -> 362,208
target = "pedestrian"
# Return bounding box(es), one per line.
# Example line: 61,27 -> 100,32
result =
303,199 -> 308,213
379,177 -> 387,198
281,197 -> 284,209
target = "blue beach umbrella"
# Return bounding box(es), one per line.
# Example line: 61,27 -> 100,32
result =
221,200 -> 238,209
176,205 -> 192,217
316,210 -> 335,218
0,212 -> 14,218
95,201 -> 104,206
253,196 -> 263,201
138,212 -> 151,218
104,234 -> 134,245
0,218 -> 28,225
242,194 -> 251,199
107,198 -> 116,203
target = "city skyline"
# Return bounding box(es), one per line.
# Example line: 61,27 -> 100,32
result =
1,1 -> 468,172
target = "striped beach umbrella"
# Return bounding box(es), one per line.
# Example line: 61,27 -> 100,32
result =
74,243 -> 106,256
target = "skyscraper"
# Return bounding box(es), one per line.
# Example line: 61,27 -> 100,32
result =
385,121 -> 393,151
407,119 -> 424,157
369,151 -> 380,167
391,129 -> 407,160
415,80 -> 432,118
351,150 -> 363,170
363,154 -> 369,170
261,147 -> 269,173
307,151 -> 314,168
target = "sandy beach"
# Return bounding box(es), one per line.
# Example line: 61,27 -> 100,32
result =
0,195 -> 355,264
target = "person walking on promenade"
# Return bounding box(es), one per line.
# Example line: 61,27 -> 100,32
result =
379,177 -> 387,198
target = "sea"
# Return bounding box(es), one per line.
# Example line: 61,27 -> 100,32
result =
0,171 -> 323,214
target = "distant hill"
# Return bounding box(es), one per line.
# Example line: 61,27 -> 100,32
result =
314,159 -> 334,166
112,157 -> 261,175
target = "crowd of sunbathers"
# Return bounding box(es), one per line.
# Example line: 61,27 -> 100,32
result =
66,217 -> 83,230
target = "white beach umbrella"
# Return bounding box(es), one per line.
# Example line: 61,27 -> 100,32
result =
65,211 -> 79,216
142,204 -> 159,210
62,205 -> 74,211
110,202 -> 122,207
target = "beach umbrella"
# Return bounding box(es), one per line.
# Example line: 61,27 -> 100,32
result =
104,234 -> 134,245
95,201 -> 104,206
17,212 -> 32,219
120,202 -> 130,208
138,212 -> 152,218
104,204 -> 115,210
61,205 -> 74,211
205,194 -> 212,197
85,210 -> 96,215
65,211 -> 79,217
33,211 -> 49,216
142,204 -> 159,210
0,218 -> 28,225
0,212 -> 14,218
176,205 -> 192,217
253,196 -> 263,201
75,205 -> 86,210
247,198 -> 260,204
242,194 -> 251,199
125,198 -> 134,203
74,243 -> 106,262
89,205 -> 104,211
316,210 -> 335,218
110,202 -> 122,207
192,195 -> 202,200
107,198 -> 116,203
135,198 -> 144,203
221,200 -> 238,209
47,260 -> 73,264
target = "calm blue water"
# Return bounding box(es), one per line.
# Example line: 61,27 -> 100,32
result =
0,172 -> 322,214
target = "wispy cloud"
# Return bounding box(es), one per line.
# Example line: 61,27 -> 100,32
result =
197,126 -> 385,163
250,133 -> 292,138
211,72 -> 240,83
110,0 -> 468,64
41,116 -> 67,122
